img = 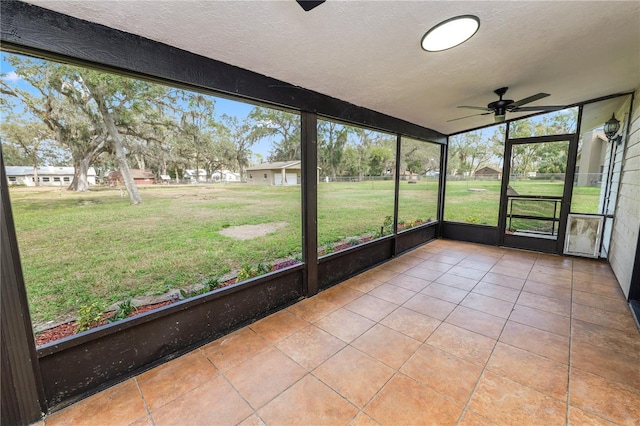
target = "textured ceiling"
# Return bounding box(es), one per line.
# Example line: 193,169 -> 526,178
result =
25,0 -> 640,135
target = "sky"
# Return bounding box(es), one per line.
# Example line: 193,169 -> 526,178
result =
1,51 -> 275,161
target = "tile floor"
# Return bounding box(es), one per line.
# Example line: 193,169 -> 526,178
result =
43,240 -> 640,425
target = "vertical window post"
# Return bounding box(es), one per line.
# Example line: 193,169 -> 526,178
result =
301,112 -> 318,296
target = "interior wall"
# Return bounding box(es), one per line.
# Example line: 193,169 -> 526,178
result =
609,89 -> 640,297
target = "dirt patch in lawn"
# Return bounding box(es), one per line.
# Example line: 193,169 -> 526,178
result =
219,221 -> 288,240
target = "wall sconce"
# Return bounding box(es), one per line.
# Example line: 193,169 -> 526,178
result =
604,113 -> 623,145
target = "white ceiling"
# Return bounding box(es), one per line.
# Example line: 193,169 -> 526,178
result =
26,0 -> 640,135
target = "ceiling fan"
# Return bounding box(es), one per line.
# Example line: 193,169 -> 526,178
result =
448,87 -> 563,123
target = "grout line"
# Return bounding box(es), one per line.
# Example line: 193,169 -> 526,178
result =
132,377 -> 156,426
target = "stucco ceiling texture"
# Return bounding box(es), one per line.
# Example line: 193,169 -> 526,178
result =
26,0 -> 640,135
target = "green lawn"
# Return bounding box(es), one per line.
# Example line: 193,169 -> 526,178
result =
9,178 -> 598,325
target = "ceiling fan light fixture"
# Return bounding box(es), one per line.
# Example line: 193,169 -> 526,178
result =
421,15 -> 480,52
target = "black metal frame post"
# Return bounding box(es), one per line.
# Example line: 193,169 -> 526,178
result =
1,149 -> 47,424
301,112 -> 318,296
497,125 -> 512,245
392,134 -> 402,254
437,143 -> 447,237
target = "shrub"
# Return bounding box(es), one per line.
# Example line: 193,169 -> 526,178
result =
108,298 -> 136,323
76,302 -> 104,332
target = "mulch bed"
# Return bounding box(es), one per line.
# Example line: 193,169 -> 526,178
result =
35,300 -> 174,346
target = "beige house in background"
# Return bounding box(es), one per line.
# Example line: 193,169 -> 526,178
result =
246,161 -> 319,186
576,130 -> 608,187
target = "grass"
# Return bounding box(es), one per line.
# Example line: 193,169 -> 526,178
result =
9,178 -> 598,325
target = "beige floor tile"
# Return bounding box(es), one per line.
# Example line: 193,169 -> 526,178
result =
435,273 -> 481,291
380,306 -> 441,341
428,253 -> 466,265
385,274 -> 430,292
426,323 -> 496,366
401,344 -> 483,404
365,374 -> 462,425
508,304 -> 570,337
348,412 -> 381,425
456,259 -> 496,272
368,282 -> 416,305
445,305 -> 506,340
420,282 -> 468,304
315,307 -> 376,343
314,346 -> 394,408
224,346 -> 306,409
572,290 -> 631,315
150,376 -> 252,426
45,380 -> 146,426
249,309 -> 309,343
571,341 -> 640,391
343,276 -> 385,293
201,327 -> 270,372
486,342 -> 568,400
287,295 -> 340,322
403,293 -> 457,320
480,272 -> 525,290
499,321 -> 569,363
488,264 -> 530,280
460,293 -> 514,319
137,350 -> 218,411
572,302 -> 638,333
316,284 -> 364,307
472,281 -> 520,303
522,280 -> 572,301
571,319 -> 640,360
344,293 -> 398,322
446,266 -> 488,281
258,375 -> 358,425
404,265 -> 447,281
530,263 -> 573,278
526,271 -> 572,288
457,410 -> 497,426
275,325 -> 346,370
516,291 -> 571,317
570,368 -> 640,425
568,406 -> 617,426
237,414 -> 266,426
469,371 -> 566,426
128,415 -> 153,426
352,324 -> 420,369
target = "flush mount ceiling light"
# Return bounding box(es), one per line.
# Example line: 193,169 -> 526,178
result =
421,15 -> 480,52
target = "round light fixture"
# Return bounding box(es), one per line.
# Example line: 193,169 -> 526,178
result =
421,15 -> 480,52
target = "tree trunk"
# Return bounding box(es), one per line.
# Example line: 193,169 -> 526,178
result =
32,162 -> 39,187
75,155 -> 91,192
67,137 -> 106,192
93,97 -> 142,205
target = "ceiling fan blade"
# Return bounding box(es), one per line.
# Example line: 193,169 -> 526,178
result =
457,105 -> 492,111
508,93 -> 550,109
511,105 -> 565,112
447,112 -> 492,122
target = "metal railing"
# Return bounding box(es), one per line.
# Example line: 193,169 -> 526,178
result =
506,196 -> 562,237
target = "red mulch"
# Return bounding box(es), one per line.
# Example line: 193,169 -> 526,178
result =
35,300 -> 174,346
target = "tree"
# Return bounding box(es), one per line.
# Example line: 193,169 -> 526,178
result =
1,55 -> 109,192
318,121 -> 349,179
0,118 -> 57,184
221,114 -> 255,180
448,127 -> 504,176
248,107 -> 300,161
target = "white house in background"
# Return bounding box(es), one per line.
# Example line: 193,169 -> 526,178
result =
246,160 -> 320,186
4,166 -> 97,187
183,169 -> 207,182
212,170 -> 241,182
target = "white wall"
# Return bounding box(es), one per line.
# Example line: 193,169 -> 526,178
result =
609,88 -> 640,297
